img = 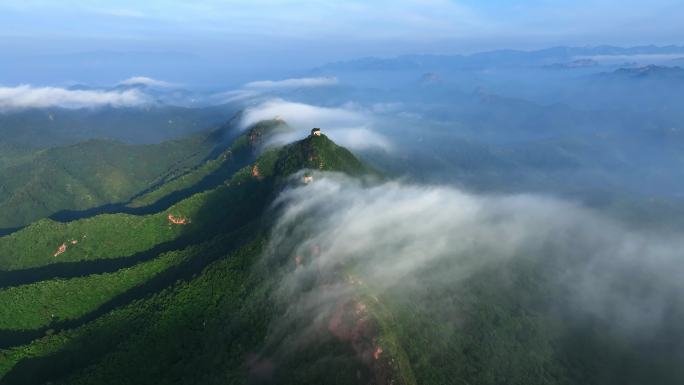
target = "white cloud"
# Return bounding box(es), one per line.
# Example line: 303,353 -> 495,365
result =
212,89 -> 262,103
96,8 -> 146,18
240,99 -> 364,129
322,127 -> 391,151
266,173 -> 684,340
211,77 -> 338,105
118,76 -> 178,88
244,77 -> 338,89
239,99 -> 392,151
0,85 -> 152,110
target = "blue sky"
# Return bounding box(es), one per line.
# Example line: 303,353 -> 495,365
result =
0,0 -> 682,85
2,0 -> 682,53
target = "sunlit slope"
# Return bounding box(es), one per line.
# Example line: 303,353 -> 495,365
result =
0,135 -> 214,229
0,117 -> 292,230
0,249 -> 190,331
0,130 -> 379,385
125,119 -> 294,209
0,120 -> 288,271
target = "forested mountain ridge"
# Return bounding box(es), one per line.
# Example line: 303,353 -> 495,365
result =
0,135 -> 212,229
0,125 -> 681,385
0,119 -> 293,271
0,105 -> 238,149
0,117 -> 292,230
0,127 -> 386,384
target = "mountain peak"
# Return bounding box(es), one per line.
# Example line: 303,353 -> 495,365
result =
274,131 -> 370,177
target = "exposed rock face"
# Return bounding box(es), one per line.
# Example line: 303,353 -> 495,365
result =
328,300 -> 401,385
167,214 -> 189,225
250,128 -> 265,146
252,164 -> 262,179
53,243 -> 67,257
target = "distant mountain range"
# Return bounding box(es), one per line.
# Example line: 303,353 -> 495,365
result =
543,58 -> 599,69
604,64 -> 684,79
314,45 -> 684,72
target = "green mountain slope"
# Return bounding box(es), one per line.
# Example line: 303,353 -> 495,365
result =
0,121 -> 292,275
0,129 -> 383,384
125,119 -> 294,209
0,125 -> 366,273
0,118 -> 291,231
0,105 -> 237,150
0,249 -> 190,331
0,126 -> 681,385
0,135 -> 213,229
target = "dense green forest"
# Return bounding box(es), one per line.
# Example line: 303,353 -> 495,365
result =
0,105 -> 245,230
0,249 -> 189,330
0,105 -> 237,149
0,136 -> 212,229
0,119 -> 275,232
0,123 -> 681,385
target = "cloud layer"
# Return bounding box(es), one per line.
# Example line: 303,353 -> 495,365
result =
244,77 -> 338,89
118,76 -> 178,88
240,99 -> 392,151
0,85 -> 151,110
213,77 -> 340,105
266,172 -> 684,340
240,99 -> 364,129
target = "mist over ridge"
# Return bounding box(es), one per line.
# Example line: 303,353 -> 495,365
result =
1,1 -> 684,383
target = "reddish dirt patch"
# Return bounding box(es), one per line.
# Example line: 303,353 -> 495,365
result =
53,243 -> 67,257
373,345 -> 383,360
251,164 -> 261,179
168,214 -> 189,225
327,299 -> 400,384
328,300 -> 379,364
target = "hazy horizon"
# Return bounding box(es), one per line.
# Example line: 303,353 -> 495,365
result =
2,0 -> 683,86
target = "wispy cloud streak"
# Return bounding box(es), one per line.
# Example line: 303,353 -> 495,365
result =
0,85 -> 151,110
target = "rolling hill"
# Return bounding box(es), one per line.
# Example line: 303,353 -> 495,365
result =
0,105 -> 240,228
0,127 -> 379,384
0,117 -> 294,230
0,105 -> 238,149
0,135 -> 213,229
